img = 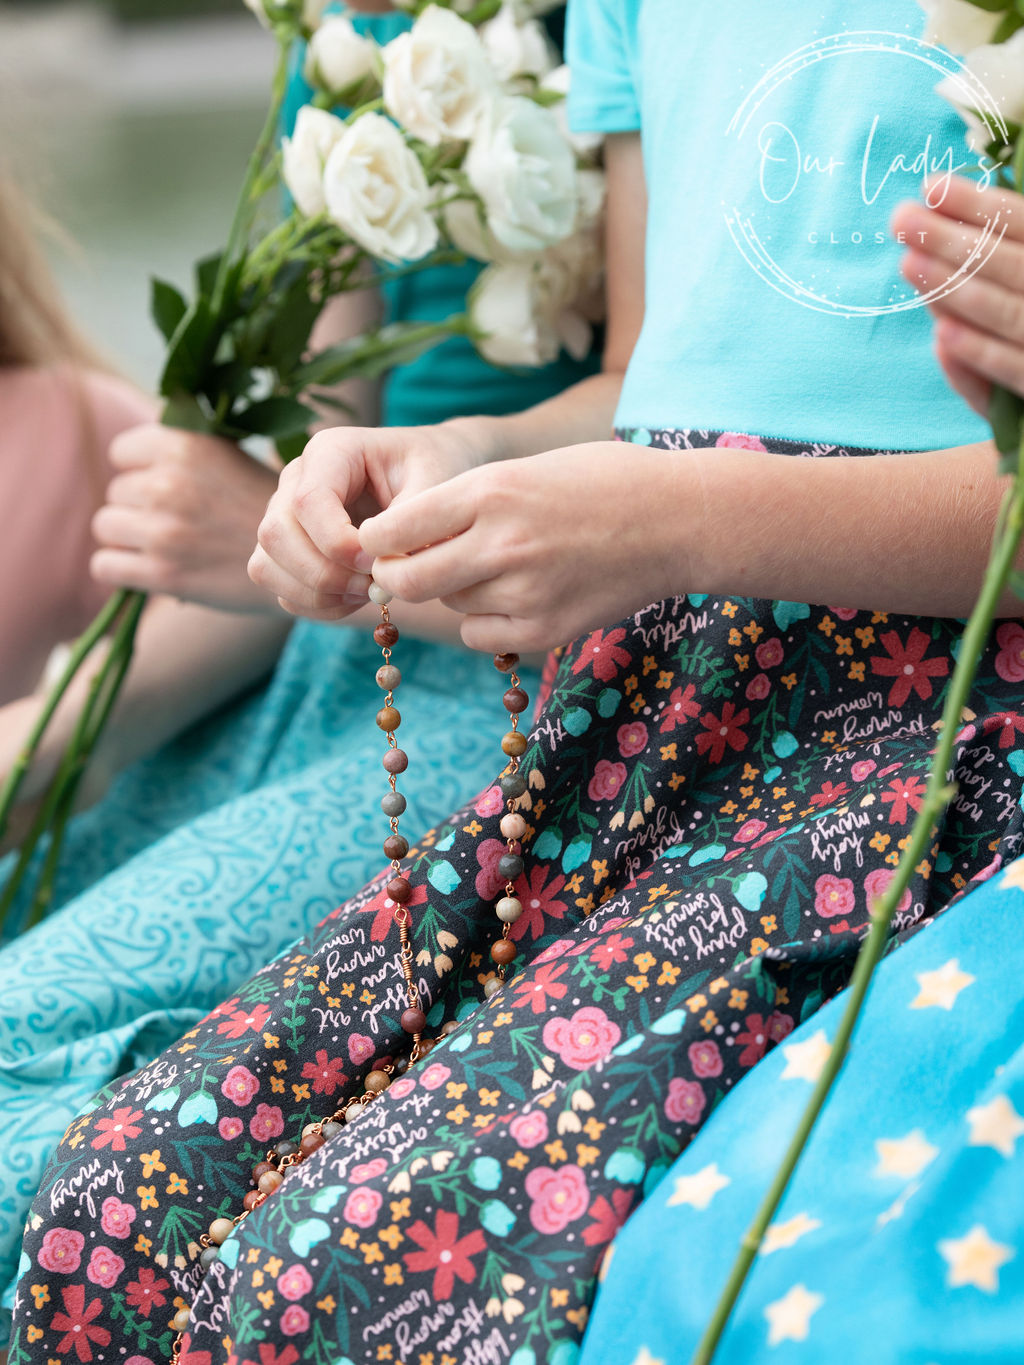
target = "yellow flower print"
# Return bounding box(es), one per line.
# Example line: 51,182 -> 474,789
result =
740,785 -> 754,799
476,1031 -> 494,1046
760,915 -> 777,934
871,611 -> 889,624
818,614 -> 835,637
376,1345 -> 392,1361
30,1285 -> 49,1309
687,992 -> 708,1013
869,830 -> 891,852
544,1139 -> 568,1163
291,1083 -> 311,1103
624,674 -> 638,694
317,1295 -> 337,1313
446,1104 -> 470,1124
480,1089 -> 500,1107
379,1225 -> 403,1250
362,1243 -> 384,1265
583,1118 -> 606,1141
599,883 -> 619,903
462,819 -> 483,837
575,1143 -> 601,1167
642,654 -> 657,675
139,1150 -> 165,1178
270,1077 -> 285,1094
263,1033 -> 279,1049
495,1011 -> 513,1027
668,772 -> 685,791
247,1248 -> 261,1265
251,1270 -> 265,1289
446,1081 -> 468,1100
508,1151 -> 529,1171
744,621 -> 764,642
390,1199 -> 411,1221
722,601 -> 738,617
629,693 -> 646,714
257,1290 -> 275,1310
657,962 -> 681,986
848,661 -> 866,682
750,937 -> 769,955
709,976 -> 729,994
734,653 -> 750,671
821,730 -> 836,745
952,872 -> 966,889
742,762 -> 759,780
551,1288 -> 570,1308
575,893 -> 595,913
728,627 -> 743,647
341,982 -> 355,997
834,635 -> 853,656
720,800 -> 738,815
383,1263 -> 404,1286
137,1185 -> 158,1211
265,1257 -> 283,1277
781,672 -> 797,689
646,885 -> 669,904
166,1173 -> 188,1196
776,987 -> 790,1006
359,989 -> 375,1006
625,973 -> 649,993
565,873 -> 584,894
134,1235 -> 152,1256
855,625 -> 875,647
25,1327 -> 43,1345
659,742 -> 678,762
700,1010 -> 718,1032
339,1228 -> 359,1249
656,669 -> 674,689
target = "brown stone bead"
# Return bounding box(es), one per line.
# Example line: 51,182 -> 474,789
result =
383,748 -> 408,775
401,1006 -> 427,1034
503,687 -> 529,714
501,730 -> 528,757
440,1019 -> 459,1036
490,938 -> 517,965
299,1132 -> 325,1156
376,664 -> 402,691
384,834 -> 409,860
494,652 -> 520,672
257,1170 -> 284,1195
393,1055 -> 410,1075
365,1069 -> 391,1094
499,813 -> 527,841
374,623 -> 399,647
251,1161 -> 273,1184
209,1217 -> 235,1244
387,876 -> 412,903
417,1038 -> 435,1057
243,1190 -> 262,1212
376,705 -> 401,733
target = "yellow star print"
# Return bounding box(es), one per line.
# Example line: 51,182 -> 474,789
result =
874,1130 -> 939,1179
938,1225 -> 1015,1292
1000,858 -> 1024,892
761,1212 -> 822,1255
666,1163 -> 730,1211
630,1350 -> 665,1365
966,1095 -> 1024,1159
763,1284 -> 824,1345
910,958 -> 975,1011
780,1030 -> 832,1082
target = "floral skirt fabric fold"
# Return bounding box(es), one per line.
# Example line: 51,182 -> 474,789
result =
10,428 -> 1024,1365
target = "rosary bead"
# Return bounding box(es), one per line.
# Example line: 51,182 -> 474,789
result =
302,1122 -> 321,1138
490,939 -> 517,966
501,730 -> 528,757
500,773 -> 528,800
383,748 -> 408,774
503,687 -> 529,714
368,582 -> 393,606
401,1006 -> 427,1034
258,1170 -> 284,1195
440,1019 -> 459,1036
242,1191 -> 262,1212
299,1132 -> 325,1156
274,1140 -> 299,1159
496,895 -> 523,923
251,1161 -> 272,1184
376,664 -> 402,691
499,813 -> 527,840
392,1055 -> 409,1075
484,976 -> 503,998
376,705 -> 401,733
494,652 -> 520,672
321,1120 -> 344,1139
384,833 -> 409,859
381,791 -> 407,817
417,1038 -> 435,1057
374,622 -> 399,648
365,1069 -> 391,1093
387,875 -> 413,903
208,1218 -> 235,1245
497,853 -> 524,881
200,1245 -> 220,1270
171,1308 -> 191,1334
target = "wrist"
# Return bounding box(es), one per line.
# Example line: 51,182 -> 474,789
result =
439,413 -> 528,468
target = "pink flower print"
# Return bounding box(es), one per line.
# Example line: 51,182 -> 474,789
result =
277,1265 -> 313,1301
39,1227 -> 85,1274
348,1034 -> 375,1066
218,1117 -> 244,1141
249,1103 -> 285,1143
994,621 -> 1024,682
716,432 -> 767,451
534,938 -> 575,965
87,1246 -> 124,1289
509,864 -> 569,943
509,1110 -> 549,1149
808,780 -> 849,810
343,1186 -> 383,1229
664,1078 -> 706,1125
688,1040 -> 723,1078
659,683 -> 701,733
475,837 -> 511,901
360,880 -> 428,942
216,1002 -> 271,1039
745,672 -> 771,702
734,818 -> 767,844
571,626 -> 632,681
525,1164 -> 590,1234
91,1105 -> 143,1152
851,759 -> 876,782
389,1077 -> 415,1099
543,1007 -> 621,1071
755,637 -> 785,669
350,1158 -> 388,1184
280,1305 -> 310,1337
617,721 -> 649,758
828,606 -> 858,621
474,785 -> 505,817
588,759 -> 627,803
815,874 -> 855,918
863,868 -> 912,916
221,1065 -> 260,1106
589,932 -> 634,971
421,1063 -> 451,1091
99,1197 -> 136,1240
768,1012 -> 795,1044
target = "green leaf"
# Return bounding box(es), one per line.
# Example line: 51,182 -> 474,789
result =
195,250 -> 224,299
158,297 -> 218,398
150,276 -> 187,343
160,392 -> 213,434
275,431 -> 309,464
990,383 -> 1024,468
231,395 -> 317,439
993,11 -> 1024,40
293,317 -> 465,389
265,281 -> 322,375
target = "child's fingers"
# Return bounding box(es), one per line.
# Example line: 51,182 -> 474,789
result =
903,251 -> 1024,346
893,202 -> 1024,292
933,331 -> 992,417
935,314 -> 1024,406
459,612 -> 523,655
371,532 -> 498,605
106,423 -> 172,470
359,479 -> 475,559
922,173 -> 1024,242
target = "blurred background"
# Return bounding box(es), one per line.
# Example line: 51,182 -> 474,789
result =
0,0 -> 275,384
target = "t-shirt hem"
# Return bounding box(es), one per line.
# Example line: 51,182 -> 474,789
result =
567,99 -> 641,136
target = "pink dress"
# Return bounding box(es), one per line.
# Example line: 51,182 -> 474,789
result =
0,366 -> 156,704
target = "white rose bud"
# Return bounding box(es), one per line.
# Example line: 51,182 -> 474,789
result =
480,5 -> 556,85
918,0 -> 1004,54
465,95 -> 577,253
282,105 -> 347,217
304,15 -> 376,96
382,5 -> 497,147
937,29 -> 1024,153
243,0 -> 327,34
540,64 -> 604,161
469,261 -> 561,368
323,111 -> 439,263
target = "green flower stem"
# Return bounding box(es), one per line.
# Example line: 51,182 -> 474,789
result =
691,438 -> 1024,1365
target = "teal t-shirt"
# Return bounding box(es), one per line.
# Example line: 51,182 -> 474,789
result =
284,10 -> 597,429
566,0 -> 993,451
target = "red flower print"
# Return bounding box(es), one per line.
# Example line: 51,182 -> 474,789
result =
343,1187 -> 383,1229
880,775 -> 926,825
994,621 -> 1024,682
659,683 -> 701,734
734,818 -> 767,844
688,1039 -> 723,1078
99,1197 -> 135,1240
216,1002 -> 271,1039
475,837 -> 511,901
421,1062 -> 451,1091
359,879 -> 429,942
851,759 -> 876,782
870,627 -> 949,707
350,1158 -> 388,1183
301,1050 -> 346,1096
403,1210 -> 486,1299
348,1033 -> 375,1066
768,1012 -> 794,1043
983,710 -> 1024,749
241,1347 -> 300,1365
221,1065 -> 260,1106
572,627 -> 631,681
664,1077 -> 706,1125
249,1103 -> 285,1143
38,1228 -> 84,1274
735,1014 -> 772,1068
828,605 -> 858,621
863,867 -> 913,917
474,784 -> 505,817
814,874 -> 856,918
808,780 -> 849,809
617,721 -> 649,757
180,1342 -> 213,1365
526,1164 -> 590,1233
509,1110 -> 549,1148
219,1117 -> 244,1140
509,864 -> 568,943
124,1266 -> 169,1318
587,758 -> 628,803
695,702 -> 750,764
50,1284 -> 110,1362
280,1305 -> 310,1337
543,1006 -> 621,1070
91,1105 -> 142,1152
590,932 -> 634,971
581,1188 -> 634,1247
276,1264 -> 313,1301
208,995 -> 240,1019
512,960 -> 569,1013
86,1245 -> 124,1289
745,672 -> 771,702
755,637 -> 784,669
716,432 -> 767,451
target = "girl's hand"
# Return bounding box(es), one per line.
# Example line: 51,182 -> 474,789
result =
92,426 -> 282,613
248,420 -> 491,619
358,441 -> 687,653
893,175 -> 1024,413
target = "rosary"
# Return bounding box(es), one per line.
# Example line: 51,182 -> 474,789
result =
170,586 -> 529,1359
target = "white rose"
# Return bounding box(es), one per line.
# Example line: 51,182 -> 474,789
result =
540,65 -> 605,162
323,111 -> 439,263
918,0 -> 1004,54
465,95 -> 577,252
382,6 -> 497,146
480,5 -> 556,85
938,29 -> 1024,152
282,105 -> 347,217
243,0 -> 327,34
443,197 -> 518,263
304,15 -> 376,96
469,261 -> 561,367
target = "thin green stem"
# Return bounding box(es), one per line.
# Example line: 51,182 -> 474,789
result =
692,453 -> 1024,1364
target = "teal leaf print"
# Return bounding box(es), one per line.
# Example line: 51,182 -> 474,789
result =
561,836 -> 592,873
427,861 -> 461,894
178,1090 -> 218,1125
533,829 -> 563,861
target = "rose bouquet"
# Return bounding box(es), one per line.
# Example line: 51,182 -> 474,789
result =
0,0 -> 604,930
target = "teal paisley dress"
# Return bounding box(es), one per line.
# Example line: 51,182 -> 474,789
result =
10,428 -> 1024,1365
